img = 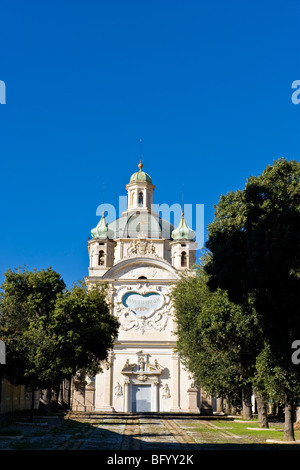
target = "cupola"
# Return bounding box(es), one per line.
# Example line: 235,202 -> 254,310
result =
125,161 -> 155,213
170,212 -> 197,270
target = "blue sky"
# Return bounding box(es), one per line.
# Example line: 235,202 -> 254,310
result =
0,0 -> 299,288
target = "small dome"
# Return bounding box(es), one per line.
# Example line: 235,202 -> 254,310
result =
130,171 -> 152,183
172,213 -> 195,241
129,161 -> 152,183
91,212 -> 114,239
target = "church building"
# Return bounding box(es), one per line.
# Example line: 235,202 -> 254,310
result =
71,162 -> 213,414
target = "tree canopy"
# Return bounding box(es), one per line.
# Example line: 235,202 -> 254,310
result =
0,267 -> 119,414
173,158 -> 300,440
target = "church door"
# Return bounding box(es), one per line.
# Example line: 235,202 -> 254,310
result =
132,385 -> 151,412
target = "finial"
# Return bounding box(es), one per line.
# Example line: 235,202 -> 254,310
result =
138,138 -> 143,171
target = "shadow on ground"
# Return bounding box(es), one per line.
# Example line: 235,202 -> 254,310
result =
1,411 -> 299,451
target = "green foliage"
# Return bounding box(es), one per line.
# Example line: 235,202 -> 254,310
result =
0,267 -> 119,390
51,281 -> 119,377
172,266 -> 260,400
253,342 -> 300,402
173,158 -> 300,411
205,157 -> 300,400
0,267 -> 66,389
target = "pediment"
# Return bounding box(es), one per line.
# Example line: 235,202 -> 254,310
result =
102,258 -> 179,280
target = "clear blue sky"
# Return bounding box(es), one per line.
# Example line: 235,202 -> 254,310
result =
0,0 -> 299,288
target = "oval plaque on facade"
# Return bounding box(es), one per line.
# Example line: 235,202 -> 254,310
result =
122,292 -> 163,317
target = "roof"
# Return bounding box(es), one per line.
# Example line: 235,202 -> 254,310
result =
91,212 -> 175,240
171,213 -> 196,241
129,171 -> 152,183
91,213 -> 114,239
129,161 -> 152,184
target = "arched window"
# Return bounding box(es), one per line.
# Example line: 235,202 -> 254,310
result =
138,191 -> 143,207
98,250 -> 105,266
138,276 -> 147,280
181,251 -> 187,267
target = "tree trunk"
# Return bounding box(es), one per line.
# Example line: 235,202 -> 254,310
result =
255,392 -> 269,428
39,388 -> 51,414
30,388 -> 35,422
242,385 -> 252,420
216,396 -> 223,413
67,375 -> 72,409
52,386 -> 60,411
224,397 -> 230,414
284,394 -> 295,441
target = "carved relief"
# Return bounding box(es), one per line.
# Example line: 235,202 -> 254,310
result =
121,353 -> 163,380
116,266 -> 172,280
114,283 -> 171,334
126,239 -> 158,258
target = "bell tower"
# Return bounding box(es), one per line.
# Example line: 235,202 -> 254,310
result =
89,212 -> 116,275
170,212 -> 197,270
125,161 -> 155,214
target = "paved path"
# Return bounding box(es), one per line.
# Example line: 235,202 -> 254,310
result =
3,412 -> 297,450
65,412 -> 250,450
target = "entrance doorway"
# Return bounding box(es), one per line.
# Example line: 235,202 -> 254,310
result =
132,385 -> 151,412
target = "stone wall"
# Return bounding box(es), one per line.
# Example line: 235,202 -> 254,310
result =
0,377 -> 40,414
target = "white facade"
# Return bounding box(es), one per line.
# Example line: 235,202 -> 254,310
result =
74,163 -> 212,414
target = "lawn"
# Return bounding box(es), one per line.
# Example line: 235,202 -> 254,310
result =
191,417 -> 300,445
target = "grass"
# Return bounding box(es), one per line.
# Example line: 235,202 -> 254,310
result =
202,418 -> 300,443
177,416 -> 300,448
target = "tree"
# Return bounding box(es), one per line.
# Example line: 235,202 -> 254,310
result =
0,267 -> 66,419
51,281 -> 119,378
205,157 -> 300,440
0,267 -> 119,419
172,263 -> 263,420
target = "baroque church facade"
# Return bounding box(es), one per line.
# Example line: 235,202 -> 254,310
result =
71,162 -> 213,414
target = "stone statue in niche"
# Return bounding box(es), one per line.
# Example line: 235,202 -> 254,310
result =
114,382 -> 123,397
138,356 -> 146,371
162,383 -> 171,399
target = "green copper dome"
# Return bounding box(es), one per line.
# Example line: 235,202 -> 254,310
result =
172,213 -> 196,241
129,161 -> 152,183
91,213 -> 114,239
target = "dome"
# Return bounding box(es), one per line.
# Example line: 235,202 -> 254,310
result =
91,213 -> 114,239
171,213 -> 195,241
91,213 -> 174,240
129,160 -> 152,184
130,171 -> 152,183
